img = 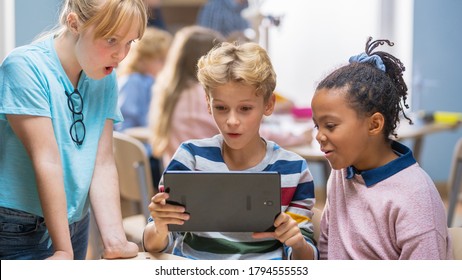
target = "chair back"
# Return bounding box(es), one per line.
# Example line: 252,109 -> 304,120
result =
113,131 -> 154,220
447,138 -> 462,226
448,227 -> 462,259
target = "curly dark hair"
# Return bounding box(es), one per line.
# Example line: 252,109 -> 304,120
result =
316,37 -> 412,141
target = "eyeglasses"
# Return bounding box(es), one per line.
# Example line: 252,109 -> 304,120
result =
65,89 -> 86,146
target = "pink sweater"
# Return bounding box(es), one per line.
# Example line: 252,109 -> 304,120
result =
319,142 -> 453,259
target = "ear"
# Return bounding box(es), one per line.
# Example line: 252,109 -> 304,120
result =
368,112 -> 385,136
205,93 -> 212,115
264,93 -> 276,116
67,12 -> 80,34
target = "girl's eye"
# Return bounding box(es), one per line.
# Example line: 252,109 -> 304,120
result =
326,123 -> 336,130
240,106 -> 252,112
127,40 -> 136,46
313,123 -> 319,129
214,106 -> 226,111
107,38 -> 117,45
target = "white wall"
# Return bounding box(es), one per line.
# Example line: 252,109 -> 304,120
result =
0,0 -> 15,62
260,0 -> 413,107
14,0 -> 61,47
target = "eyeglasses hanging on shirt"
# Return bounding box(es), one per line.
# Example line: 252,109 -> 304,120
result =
65,89 -> 86,146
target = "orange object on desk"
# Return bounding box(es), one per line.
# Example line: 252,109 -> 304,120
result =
274,92 -> 295,114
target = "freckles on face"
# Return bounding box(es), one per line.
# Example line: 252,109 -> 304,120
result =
77,22 -> 140,80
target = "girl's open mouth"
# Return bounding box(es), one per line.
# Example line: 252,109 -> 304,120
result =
104,66 -> 114,74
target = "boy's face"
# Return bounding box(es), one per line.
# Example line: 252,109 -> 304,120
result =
311,87 -> 371,170
207,82 -> 275,151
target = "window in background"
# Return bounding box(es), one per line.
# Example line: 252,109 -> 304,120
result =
258,0 -> 413,107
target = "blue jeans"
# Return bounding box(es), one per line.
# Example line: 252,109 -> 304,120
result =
0,207 -> 89,260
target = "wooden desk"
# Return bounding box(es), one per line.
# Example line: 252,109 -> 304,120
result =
396,119 -> 461,162
286,140 -> 330,184
110,252 -> 188,260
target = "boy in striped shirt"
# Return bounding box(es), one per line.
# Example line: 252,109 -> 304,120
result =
143,42 -> 318,260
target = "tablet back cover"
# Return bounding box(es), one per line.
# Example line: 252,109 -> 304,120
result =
164,171 -> 281,232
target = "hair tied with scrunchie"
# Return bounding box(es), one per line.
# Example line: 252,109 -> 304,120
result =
348,37 -> 396,72
348,52 -> 386,72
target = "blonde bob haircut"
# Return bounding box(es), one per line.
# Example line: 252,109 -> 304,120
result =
56,0 -> 147,40
197,42 -> 277,102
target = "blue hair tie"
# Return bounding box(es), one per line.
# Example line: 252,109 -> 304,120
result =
349,52 -> 386,72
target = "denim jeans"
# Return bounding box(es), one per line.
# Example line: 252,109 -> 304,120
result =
0,206 -> 89,260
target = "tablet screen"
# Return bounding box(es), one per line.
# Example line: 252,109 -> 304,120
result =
163,171 -> 281,232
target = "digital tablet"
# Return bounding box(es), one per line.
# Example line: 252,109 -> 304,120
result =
163,171 -> 281,232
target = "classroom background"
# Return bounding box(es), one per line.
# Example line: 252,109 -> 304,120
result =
1,0 -> 461,219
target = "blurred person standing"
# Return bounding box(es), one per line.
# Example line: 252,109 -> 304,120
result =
197,0 -> 250,37
144,0 -> 167,30
116,27 -> 172,131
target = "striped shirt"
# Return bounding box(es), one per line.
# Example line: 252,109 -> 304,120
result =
154,134 -> 317,259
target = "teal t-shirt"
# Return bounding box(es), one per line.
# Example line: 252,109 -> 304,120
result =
0,36 -> 123,223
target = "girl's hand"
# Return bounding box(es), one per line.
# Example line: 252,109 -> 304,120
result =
46,250 -> 74,260
102,240 -> 139,259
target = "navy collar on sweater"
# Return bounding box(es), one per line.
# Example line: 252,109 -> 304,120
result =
346,141 -> 416,187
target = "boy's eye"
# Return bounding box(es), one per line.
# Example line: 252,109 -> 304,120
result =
214,106 -> 226,111
240,106 -> 252,112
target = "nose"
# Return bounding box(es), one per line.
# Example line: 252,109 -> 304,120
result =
113,45 -> 130,62
226,111 -> 240,126
315,129 -> 327,144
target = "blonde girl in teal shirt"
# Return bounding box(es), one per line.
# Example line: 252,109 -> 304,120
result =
0,0 -> 146,260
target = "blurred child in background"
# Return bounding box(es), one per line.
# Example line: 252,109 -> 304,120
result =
149,25 -> 225,167
116,27 -> 172,188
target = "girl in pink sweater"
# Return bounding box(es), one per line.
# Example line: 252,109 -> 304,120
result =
311,37 -> 453,259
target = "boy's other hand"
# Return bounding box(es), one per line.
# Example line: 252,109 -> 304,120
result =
252,212 -> 305,248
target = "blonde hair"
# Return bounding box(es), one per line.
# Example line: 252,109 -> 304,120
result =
197,42 -> 276,102
149,26 -> 224,157
50,0 -> 147,40
117,27 -> 172,77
